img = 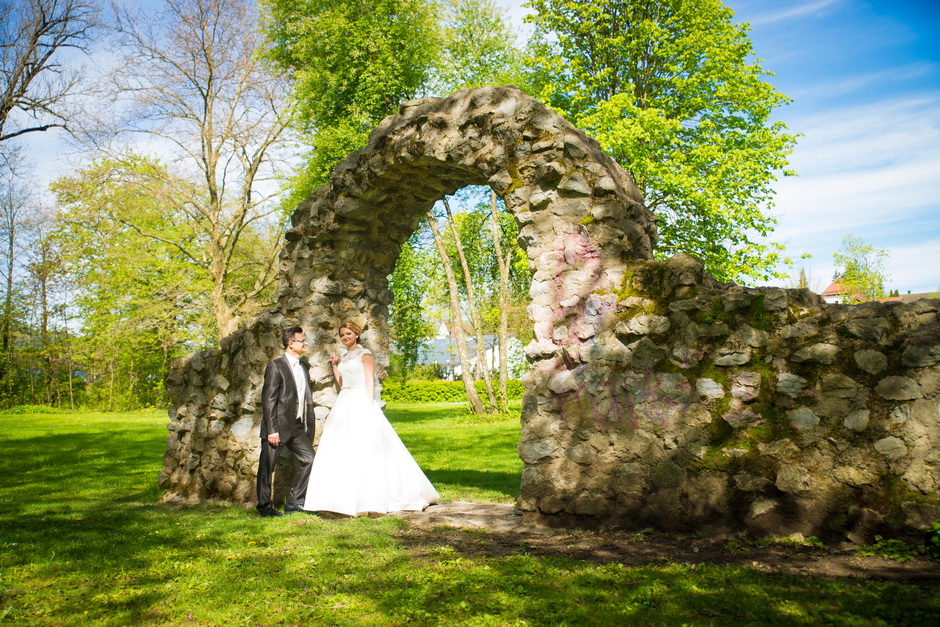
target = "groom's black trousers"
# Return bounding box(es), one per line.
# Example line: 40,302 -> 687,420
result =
256,418 -> 314,512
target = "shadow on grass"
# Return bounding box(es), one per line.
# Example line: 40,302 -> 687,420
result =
2,413 -> 939,625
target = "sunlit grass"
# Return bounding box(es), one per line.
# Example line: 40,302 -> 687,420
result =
1,407 -> 937,625
388,401 -> 523,503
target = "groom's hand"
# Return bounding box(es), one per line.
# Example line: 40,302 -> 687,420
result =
267,433 -> 280,446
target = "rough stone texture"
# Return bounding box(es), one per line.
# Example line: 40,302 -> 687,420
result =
161,86 -> 940,542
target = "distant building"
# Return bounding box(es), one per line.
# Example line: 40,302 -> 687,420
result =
395,323 -> 499,381
820,278 -> 864,304
820,279 -> 939,304
888,290 -> 940,304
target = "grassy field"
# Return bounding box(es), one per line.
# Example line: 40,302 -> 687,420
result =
0,404 -> 937,625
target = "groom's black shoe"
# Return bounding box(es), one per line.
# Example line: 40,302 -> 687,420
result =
283,503 -> 304,515
258,507 -> 282,518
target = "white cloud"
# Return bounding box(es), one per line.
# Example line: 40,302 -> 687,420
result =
888,240 -> 940,294
787,63 -> 938,104
748,0 -> 845,26
771,95 -> 940,237
762,93 -> 940,292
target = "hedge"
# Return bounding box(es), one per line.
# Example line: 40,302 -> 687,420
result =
381,379 -> 524,403
0,404 -> 64,415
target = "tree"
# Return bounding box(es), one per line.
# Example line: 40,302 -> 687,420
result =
53,155 -> 212,408
0,0 -> 99,143
0,145 -> 30,362
434,0 -> 520,93
488,191 -> 512,410
832,234 -> 889,302
260,0 -> 441,200
387,231 -> 434,384
442,196 -> 499,409
0,143 -> 37,405
523,0 -> 798,283
426,208 -> 488,414
103,0 -> 296,339
22,210 -> 74,407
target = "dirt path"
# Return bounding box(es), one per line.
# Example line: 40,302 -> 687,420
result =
394,502 -> 940,585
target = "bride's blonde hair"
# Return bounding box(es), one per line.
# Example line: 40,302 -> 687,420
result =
339,321 -> 361,337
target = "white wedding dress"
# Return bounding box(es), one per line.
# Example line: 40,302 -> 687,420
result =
302,345 -> 439,515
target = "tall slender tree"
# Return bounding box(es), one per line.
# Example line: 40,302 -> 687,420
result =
442,197 -> 498,410
489,191 -> 513,410
426,210 -> 487,415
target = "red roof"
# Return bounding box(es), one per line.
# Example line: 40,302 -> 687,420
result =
821,279 -> 865,303
821,279 -> 847,297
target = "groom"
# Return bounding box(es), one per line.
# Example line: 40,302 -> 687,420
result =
256,326 -> 315,517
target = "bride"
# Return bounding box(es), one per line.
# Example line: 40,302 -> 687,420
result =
302,321 -> 439,515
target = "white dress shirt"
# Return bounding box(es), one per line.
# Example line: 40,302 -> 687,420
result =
284,353 -> 307,423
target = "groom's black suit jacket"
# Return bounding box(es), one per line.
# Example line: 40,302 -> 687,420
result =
260,355 -> 314,440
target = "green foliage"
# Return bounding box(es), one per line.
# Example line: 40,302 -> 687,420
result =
434,0 -> 521,92
388,232 -> 436,384
0,404 -> 63,415
50,155 -> 214,409
522,0 -> 798,283
856,536 -> 923,563
382,379 -> 524,403
261,0 -> 441,191
833,234 -> 890,302
926,522 -> 940,558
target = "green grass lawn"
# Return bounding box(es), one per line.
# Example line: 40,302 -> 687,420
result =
1,405 -> 937,625
380,402 -> 523,504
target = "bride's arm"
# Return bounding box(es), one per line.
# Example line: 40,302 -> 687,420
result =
362,353 -> 375,404
330,354 -> 343,388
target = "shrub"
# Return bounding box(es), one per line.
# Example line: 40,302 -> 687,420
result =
856,536 -> 921,563
926,523 -> 940,559
381,379 -> 524,403
0,404 -> 64,415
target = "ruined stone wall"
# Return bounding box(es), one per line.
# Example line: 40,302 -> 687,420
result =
160,86 -> 939,539
160,86 -> 653,506
517,254 -> 940,540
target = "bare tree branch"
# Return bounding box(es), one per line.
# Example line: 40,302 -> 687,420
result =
0,0 -> 100,144
102,0 -> 297,338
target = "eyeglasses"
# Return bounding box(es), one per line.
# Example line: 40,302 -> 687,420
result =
289,338 -> 308,345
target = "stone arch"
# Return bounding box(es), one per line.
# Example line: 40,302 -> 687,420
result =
161,86 -> 940,541
161,85 -> 656,505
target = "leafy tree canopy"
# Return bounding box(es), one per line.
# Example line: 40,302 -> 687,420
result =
833,234 -> 889,302
260,0 -> 441,201
522,0 -> 799,283
435,0 -> 520,92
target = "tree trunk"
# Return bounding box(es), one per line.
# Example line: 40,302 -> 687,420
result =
65,325 -> 74,410
427,211 -> 486,415
2,221 -> 13,356
442,197 -> 497,412
490,190 -> 510,411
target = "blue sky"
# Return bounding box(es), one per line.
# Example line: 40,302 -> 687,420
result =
499,0 -> 940,293
29,0 -> 939,294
